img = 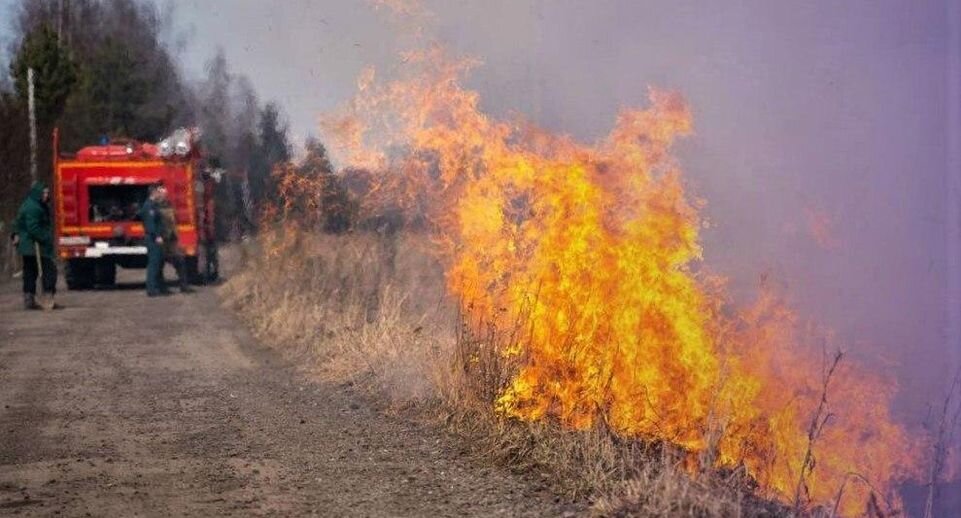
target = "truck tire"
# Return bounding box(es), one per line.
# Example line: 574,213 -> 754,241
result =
94,259 -> 117,287
66,259 -> 96,290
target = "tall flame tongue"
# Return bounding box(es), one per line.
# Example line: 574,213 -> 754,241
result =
321,47 -> 920,514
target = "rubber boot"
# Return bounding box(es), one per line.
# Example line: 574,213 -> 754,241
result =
24,293 -> 40,310
175,258 -> 194,294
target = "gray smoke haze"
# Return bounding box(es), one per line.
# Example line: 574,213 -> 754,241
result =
1,0 -> 957,419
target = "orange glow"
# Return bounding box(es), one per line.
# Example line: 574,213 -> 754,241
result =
317,47 -> 922,514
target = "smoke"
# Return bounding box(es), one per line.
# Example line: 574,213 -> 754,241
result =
801,206 -> 839,251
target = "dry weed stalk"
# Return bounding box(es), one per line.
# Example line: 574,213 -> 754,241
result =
923,365 -> 961,518
794,349 -> 843,512
829,472 -> 893,518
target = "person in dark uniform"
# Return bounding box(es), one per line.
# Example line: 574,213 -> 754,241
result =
141,184 -> 168,297
14,181 -> 59,309
199,169 -> 220,283
141,184 -> 192,296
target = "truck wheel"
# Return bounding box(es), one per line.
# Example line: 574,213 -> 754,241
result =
66,259 -> 96,290
94,259 -> 117,287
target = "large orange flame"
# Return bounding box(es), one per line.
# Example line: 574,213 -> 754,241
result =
319,46 -> 921,514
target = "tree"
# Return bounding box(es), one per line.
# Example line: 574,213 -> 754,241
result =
68,37 -> 151,141
11,0 -> 190,151
253,102 -> 291,209
230,76 -> 259,230
195,53 -> 294,237
56,0 -> 187,150
0,92 -> 31,275
9,25 -> 77,184
10,25 -> 77,129
196,49 -> 239,240
198,49 -> 232,165
300,137 -> 353,233
301,137 -> 334,176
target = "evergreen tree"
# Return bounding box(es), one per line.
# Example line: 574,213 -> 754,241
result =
300,137 -> 353,233
13,0 -> 188,150
9,25 -> 77,184
253,102 -> 291,210
10,25 -> 77,129
198,49 -> 232,165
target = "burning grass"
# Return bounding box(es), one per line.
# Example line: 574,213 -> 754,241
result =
221,228 -> 795,516
222,17 -> 930,515
221,226 -> 917,516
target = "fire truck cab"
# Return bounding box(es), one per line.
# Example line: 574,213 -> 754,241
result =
53,129 -> 212,290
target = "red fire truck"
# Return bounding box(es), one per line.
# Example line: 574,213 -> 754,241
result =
53,128 -> 217,290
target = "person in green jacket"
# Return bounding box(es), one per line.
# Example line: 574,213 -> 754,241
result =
14,181 -> 58,310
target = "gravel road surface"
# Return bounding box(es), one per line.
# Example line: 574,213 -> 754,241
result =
0,270 -> 573,517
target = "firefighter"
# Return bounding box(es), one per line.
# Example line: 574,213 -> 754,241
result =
142,184 -> 193,296
200,168 -> 220,283
14,181 -> 58,310
142,184 -> 167,296
156,188 -> 194,294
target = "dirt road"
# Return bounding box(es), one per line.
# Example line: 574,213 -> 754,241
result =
0,271 -> 574,517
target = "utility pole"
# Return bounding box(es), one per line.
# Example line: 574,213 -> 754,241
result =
65,0 -> 71,48
27,67 -> 38,183
57,0 -> 63,43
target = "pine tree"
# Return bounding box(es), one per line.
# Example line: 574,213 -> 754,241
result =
10,25 -> 77,127
253,102 -> 291,209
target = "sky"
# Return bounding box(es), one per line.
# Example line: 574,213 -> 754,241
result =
2,0 -> 959,418
0,0 -> 13,78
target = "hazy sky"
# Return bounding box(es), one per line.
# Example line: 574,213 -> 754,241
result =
2,0 -> 959,416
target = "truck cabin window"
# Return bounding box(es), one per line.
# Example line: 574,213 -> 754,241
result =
88,185 -> 151,222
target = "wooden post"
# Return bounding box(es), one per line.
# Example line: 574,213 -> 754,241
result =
28,67 -> 37,183
57,0 -> 63,43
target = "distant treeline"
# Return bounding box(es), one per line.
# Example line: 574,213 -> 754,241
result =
0,0 -> 300,275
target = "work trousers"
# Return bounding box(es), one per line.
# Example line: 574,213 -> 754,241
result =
146,242 -> 188,294
203,241 -> 219,282
22,255 -> 57,295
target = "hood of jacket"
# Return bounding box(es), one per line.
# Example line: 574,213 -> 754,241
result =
28,181 -> 47,203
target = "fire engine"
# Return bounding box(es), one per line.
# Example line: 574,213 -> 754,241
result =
53,128 -> 218,290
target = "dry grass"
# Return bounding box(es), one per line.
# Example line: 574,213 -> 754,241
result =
221,229 -> 455,403
221,228 -> 794,517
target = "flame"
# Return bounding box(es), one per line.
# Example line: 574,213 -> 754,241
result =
318,46 -> 922,514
